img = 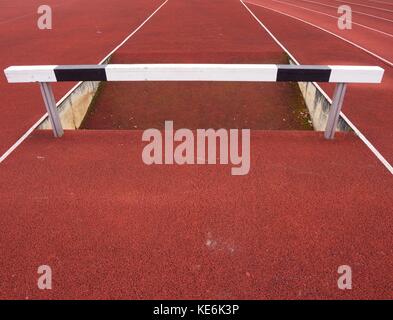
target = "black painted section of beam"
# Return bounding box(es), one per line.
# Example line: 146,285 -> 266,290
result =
54,65 -> 107,81
276,65 -> 331,82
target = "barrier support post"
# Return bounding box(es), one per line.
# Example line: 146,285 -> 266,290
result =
39,82 -> 63,138
324,83 -> 347,140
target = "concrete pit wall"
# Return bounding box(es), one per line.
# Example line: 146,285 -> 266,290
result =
38,56 -> 111,131
38,80 -> 100,130
296,81 -> 350,132
288,57 -> 351,132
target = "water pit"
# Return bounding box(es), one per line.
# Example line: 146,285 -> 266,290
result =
38,57 -> 351,133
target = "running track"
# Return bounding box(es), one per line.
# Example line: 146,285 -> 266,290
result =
0,0 -> 164,156
0,0 -> 392,299
245,0 -> 393,167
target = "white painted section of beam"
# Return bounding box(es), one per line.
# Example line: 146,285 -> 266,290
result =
329,66 -> 384,83
4,65 -> 58,83
105,64 -> 279,82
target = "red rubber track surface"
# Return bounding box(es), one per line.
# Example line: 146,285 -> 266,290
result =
0,0 -> 163,155
0,0 -> 392,300
268,0 -> 393,34
245,0 -> 393,165
0,130 -> 392,299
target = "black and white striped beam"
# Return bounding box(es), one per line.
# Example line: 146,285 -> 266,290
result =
4,64 -> 384,83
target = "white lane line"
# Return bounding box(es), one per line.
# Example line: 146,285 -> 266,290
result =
271,0 -> 393,38
338,113 -> 393,175
245,1 -> 393,67
297,0 -> 393,23
0,0 -> 169,165
369,0 -> 393,7
241,0 -> 393,175
334,0 -> 393,13
0,114 -> 48,164
0,12 -> 41,25
98,0 -> 169,65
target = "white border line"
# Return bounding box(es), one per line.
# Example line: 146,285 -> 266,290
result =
271,0 -> 393,38
98,0 -> 169,65
244,1 -> 393,67
0,0 -> 169,165
335,0 -> 393,13
241,0 -> 393,175
297,0 -> 393,23
369,0 -> 393,7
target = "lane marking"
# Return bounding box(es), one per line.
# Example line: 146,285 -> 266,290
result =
296,0 -> 393,23
0,12 -> 42,25
245,2 -> 393,67
0,114 -> 48,164
241,0 -> 393,175
334,0 -> 393,13
338,113 -> 393,175
98,0 -> 169,65
369,0 -> 393,7
270,0 -> 393,38
0,0 -> 169,165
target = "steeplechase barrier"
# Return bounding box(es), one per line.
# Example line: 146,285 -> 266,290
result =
4,64 -> 384,139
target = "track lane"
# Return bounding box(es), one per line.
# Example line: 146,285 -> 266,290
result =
275,0 -> 393,34
296,0 -> 393,23
336,0 -> 393,12
246,0 -> 393,63
333,0 -> 393,17
313,0 -> 393,20
245,0 -> 393,166
368,0 -> 393,8
0,0 -> 164,156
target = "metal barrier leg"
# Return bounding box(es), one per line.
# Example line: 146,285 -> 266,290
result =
39,82 -> 63,138
324,83 -> 347,140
